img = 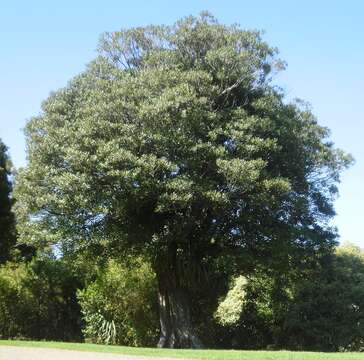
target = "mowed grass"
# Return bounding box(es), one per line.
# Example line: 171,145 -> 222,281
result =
0,340 -> 363,360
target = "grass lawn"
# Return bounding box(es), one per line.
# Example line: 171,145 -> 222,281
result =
0,340 -> 363,360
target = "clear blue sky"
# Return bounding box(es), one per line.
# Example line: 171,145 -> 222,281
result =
1,1 -> 363,246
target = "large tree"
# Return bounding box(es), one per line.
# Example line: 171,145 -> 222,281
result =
0,139 -> 15,264
15,13 -> 351,348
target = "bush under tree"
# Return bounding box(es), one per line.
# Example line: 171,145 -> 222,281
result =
78,258 -> 159,346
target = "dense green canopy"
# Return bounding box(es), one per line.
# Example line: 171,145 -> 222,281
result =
0,139 -> 15,264
15,13 -> 351,347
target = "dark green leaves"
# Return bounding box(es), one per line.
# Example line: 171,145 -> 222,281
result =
15,13 -> 351,272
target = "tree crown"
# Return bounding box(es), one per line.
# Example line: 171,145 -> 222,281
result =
15,14 -> 352,273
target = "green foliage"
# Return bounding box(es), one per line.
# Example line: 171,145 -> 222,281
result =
0,139 -> 16,264
215,276 -> 247,326
13,12 -> 352,348
82,313 -> 117,345
215,244 -> 364,351
213,267 -> 287,349
0,262 -> 27,338
15,13 -> 350,277
283,244 -> 364,351
0,257 -> 82,341
77,258 -> 159,346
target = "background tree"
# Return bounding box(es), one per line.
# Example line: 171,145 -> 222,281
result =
283,243 -> 364,351
214,243 -> 364,352
15,13 -> 351,348
0,139 -> 15,264
0,256 -> 82,341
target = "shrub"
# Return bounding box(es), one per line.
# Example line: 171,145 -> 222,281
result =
78,258 -> 159,346
0,257 -> 82,341
0,262 -> 28,338
215,244 -> 364,351
215,276 -> 247,326
284,244 -> 364,351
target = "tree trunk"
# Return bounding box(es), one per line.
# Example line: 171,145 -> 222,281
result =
155,259 -> 202,348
